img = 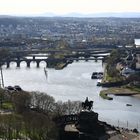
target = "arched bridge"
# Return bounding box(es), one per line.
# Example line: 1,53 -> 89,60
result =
4,58 -> 66,68
3,51 -> 109,68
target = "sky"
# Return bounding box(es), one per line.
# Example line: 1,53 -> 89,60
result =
0,0 -> 140,16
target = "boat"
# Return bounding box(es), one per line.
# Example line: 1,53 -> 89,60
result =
126,104 -> 132,106
91,72 -> 98,79
97,79 -> 102,86
91,72 -> 103,79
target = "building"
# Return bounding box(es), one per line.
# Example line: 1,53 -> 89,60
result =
134,39 -> 140,48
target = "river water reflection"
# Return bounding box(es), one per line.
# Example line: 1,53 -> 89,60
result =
2,61 -> 140,130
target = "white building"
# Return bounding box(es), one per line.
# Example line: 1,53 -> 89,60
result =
134,39 -> 140,48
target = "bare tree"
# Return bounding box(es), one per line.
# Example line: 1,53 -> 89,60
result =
55,100 -> 82,115
12,91 -> 31,113
30,92 -> 55,114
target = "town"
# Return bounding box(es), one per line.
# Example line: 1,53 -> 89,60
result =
0,17 -> 140,50
0,16 -> 140,140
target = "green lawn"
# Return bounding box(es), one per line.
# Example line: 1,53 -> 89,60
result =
126,86 -> 140,93
100,91 -> 113,100
1,102 -> 14,110
100,87 -> 140,100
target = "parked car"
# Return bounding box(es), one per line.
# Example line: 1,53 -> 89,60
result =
5,85 -> 22,92
14,85 -> 22,91
5,86 -> 15,92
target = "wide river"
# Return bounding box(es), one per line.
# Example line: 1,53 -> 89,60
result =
2,60 -> 140,130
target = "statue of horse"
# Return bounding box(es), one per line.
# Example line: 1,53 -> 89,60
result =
82,97 -> 93,111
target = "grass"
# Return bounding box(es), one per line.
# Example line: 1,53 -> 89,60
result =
100,91 -> 113,100
55,62 -> 67,69
99,87 -> 140,100
104,74 -> 123,82
126,86 -> 140,93
1,102 -> 14,110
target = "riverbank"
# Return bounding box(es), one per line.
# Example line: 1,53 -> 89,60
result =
100,87 -> 140,100
109,127 -> 140,140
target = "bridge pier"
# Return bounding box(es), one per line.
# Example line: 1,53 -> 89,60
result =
27,61 -> 30,68
6,62 -> 10,68
94,56 -> 98,62
17,61 -> 20,67
17,56 -> 20,61
36,61 -> 40,68
33,56 -> 35,61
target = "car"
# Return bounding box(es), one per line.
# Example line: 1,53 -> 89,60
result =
5,86 -> 15,92
14,85 -> 22,91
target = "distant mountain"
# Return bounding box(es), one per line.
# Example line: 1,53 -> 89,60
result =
62,12 -> 86,17
1,12 -> 140,18
39,12 -> 140,18
0,15 -> 13,18
37,12 -> 57,17
87,12 -> 140,18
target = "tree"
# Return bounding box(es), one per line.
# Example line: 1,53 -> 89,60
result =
106,49 -> 121,65
0,48 -> 10,66
57,39 -> 70,50
30,92 -> 55,115
127,72 -> 140,86
0,114 -> 23,139
55,100 -> 82,115
22,111 -> 58,140
12,91 -> 31,113
0,88 -> 5,108
106,49 -> 122,77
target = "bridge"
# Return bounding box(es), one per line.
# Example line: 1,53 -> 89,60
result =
4,58 -> 66,68
10,48 -> 111,60
10,47 -> 140,61
67,57 -> 104,61
2,48 -> 110,68
3,56 -> 108,68
12,48 -> 112,55
27,53 -> 109,61
4,55 -> 107,68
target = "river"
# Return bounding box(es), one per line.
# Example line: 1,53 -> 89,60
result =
2,60 -> 140,130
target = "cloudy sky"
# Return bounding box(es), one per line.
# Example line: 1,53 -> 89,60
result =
0,0 -> 140,16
